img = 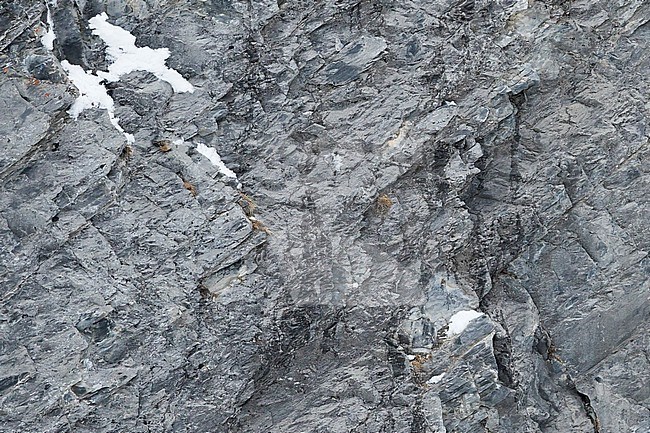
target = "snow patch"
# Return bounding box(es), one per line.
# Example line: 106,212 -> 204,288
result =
331,153 -> 343,172
41,1 -> 56,50
196,142 -> 240,188
61,12 -> 194,143
88,13 -> 194,93
446,310 -> 484,337
61,60 -> 134,143
62,61 -> 114,116
427,373 -> 445,384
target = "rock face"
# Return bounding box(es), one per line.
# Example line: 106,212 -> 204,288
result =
1,1 -> 648,432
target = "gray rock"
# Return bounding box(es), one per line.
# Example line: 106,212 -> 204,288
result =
1,0 -> 649,432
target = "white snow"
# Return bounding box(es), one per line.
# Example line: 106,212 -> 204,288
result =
196,142 -> 240,187
108,115 -> 135,144
62,61 -> 114,116
446,310 -> 484,337
61,12 -> 194,144
427,373 -> 445,384
61,60 -> 134,143
88,13 -> 194,93
332,153 -> 343,172
41,1 -> 56,50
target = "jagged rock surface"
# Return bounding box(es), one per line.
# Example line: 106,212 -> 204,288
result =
1,1 -> 649,432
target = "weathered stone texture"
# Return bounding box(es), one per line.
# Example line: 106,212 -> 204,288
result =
1,1 -> 648,432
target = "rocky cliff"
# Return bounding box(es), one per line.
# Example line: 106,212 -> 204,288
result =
1,0 -> 648,432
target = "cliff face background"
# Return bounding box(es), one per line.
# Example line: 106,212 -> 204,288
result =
1,1 -> 649,432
